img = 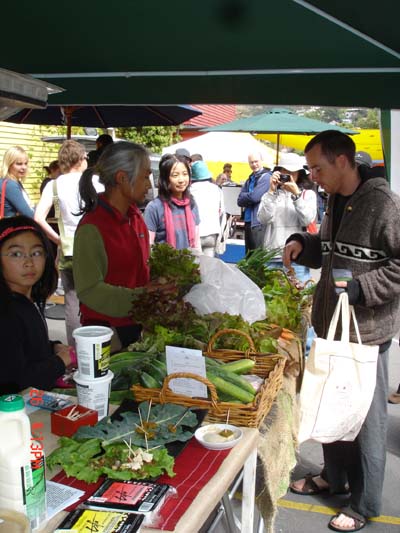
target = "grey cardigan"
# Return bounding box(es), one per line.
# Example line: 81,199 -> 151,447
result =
292,177 -> 400,345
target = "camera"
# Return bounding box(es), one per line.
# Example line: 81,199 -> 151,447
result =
279,174 -> 291,183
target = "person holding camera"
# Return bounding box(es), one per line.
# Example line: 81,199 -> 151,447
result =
257,152 -> 316,281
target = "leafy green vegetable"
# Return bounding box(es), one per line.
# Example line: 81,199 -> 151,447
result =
130,244 -> 201,332
237,247 -> 282,288
262,268 -> 314,331
46,437 -> 175,483
149,243 -> 201,289
74,401 -> 198,447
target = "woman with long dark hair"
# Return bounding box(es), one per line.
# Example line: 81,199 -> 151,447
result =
144,153 -> 201,250
0,216 -> 74,394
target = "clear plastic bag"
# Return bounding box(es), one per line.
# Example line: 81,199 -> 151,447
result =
184,255 -> 266,324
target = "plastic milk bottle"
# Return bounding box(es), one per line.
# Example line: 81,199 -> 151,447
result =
0,394 -> 46,529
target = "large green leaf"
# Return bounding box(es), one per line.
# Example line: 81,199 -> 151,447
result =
75,401 -> 198,447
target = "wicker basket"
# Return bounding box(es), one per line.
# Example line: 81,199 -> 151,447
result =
131,354 -> 285,428
206,328 -> 283,375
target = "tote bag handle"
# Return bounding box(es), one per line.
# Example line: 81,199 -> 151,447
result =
327,291 -> 362,344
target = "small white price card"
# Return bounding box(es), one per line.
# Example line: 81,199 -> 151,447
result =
166,345 -> 207,398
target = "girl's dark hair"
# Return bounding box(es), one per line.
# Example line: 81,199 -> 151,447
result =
296,169 -> 316,190
157,154 -> 195,207
0,216 -> 57,312
79,141 -> 149,214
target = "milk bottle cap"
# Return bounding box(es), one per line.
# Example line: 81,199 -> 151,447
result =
0,394 -> 25,412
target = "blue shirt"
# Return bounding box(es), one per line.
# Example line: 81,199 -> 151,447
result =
244,174 -> 256,222
0,178 -> 34,218
144,197 -> 200,250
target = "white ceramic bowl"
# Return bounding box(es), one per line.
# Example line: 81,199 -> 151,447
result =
195,424 -> 243,450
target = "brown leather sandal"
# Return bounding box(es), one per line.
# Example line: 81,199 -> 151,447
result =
289,474 -> 330,495
328,511 -> 366,532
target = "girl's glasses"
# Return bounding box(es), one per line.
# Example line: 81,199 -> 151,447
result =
1,250 -> 46,261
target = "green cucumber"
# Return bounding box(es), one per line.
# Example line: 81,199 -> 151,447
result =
150,358 -> 167,373
215,391 -> 243,403
205,357 -> 224,368
139,371 -> 161,389
223,359 -> 255,374
207,373 -> 255,404
208,368 -> 256,396
110,351 -> 148,362
110,390 -> 132,403
145,362 -> 167,383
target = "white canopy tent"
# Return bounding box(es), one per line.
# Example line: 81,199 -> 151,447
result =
162,132 -> 277,184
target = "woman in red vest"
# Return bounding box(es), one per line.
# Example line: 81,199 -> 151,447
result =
73,141 -> 152,350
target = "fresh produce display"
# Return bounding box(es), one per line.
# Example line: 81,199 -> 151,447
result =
47,402 -> 198,483
130,354 -> 260,404
129,318 -> 281,354
237,247 -> 315,331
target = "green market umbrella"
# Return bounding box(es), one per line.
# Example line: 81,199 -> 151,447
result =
205,108 -> 356,164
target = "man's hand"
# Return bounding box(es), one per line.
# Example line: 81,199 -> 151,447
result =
283,240 -> 303,268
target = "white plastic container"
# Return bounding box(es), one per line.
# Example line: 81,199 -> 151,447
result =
74,370 -> 114,420
0,394 -> 46,530
73,326 -> 113,379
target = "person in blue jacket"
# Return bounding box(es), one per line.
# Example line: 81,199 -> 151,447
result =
0,146 -> 34,218
237,152 -> 271,253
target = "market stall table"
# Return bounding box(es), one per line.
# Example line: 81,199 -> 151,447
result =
30,402 -> 259,533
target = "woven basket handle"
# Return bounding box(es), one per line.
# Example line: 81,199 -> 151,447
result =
207,328 -> 256,354
160,372 -> 220,409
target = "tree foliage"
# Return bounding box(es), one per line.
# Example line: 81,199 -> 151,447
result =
115,126 -> 181,153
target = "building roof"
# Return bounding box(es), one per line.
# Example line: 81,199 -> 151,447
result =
183,104 -> 236,128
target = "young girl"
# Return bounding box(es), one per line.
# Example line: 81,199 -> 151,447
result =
144,154 -> 201,250
0,216 -> 74,394
0,146 -> 34,218
73,141 -> 152,350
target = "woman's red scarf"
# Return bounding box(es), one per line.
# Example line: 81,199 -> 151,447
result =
163,196 -> 196,248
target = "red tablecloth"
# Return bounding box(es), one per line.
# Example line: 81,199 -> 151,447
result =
154,439 -> 230,530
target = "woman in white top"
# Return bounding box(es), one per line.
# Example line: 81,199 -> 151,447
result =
190,160 -> 224,257
35,140 -> 103,345
258,152 -> 317,281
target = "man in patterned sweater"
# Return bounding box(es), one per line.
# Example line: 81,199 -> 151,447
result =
284,130 -> 400,532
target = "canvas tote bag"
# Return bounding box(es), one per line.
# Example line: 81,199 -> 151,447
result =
52,180 -> 74,270
298,292 -> 378,444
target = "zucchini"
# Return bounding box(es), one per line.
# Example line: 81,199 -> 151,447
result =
139,371 -> 161,389
208,368 -> 256,396
223,359 -> 255,374
150,358 -> 167,373
215,391 -> 243,403
207,373 -> 255,404
204,357 -> 224,368
110,351 -> 148,363
144,362 -> 167,383
110,390 -> 131,403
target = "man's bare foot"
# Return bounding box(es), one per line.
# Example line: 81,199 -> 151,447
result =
289,474 -> 330,495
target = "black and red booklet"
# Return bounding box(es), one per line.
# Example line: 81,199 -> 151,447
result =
82,478 -> 171,514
